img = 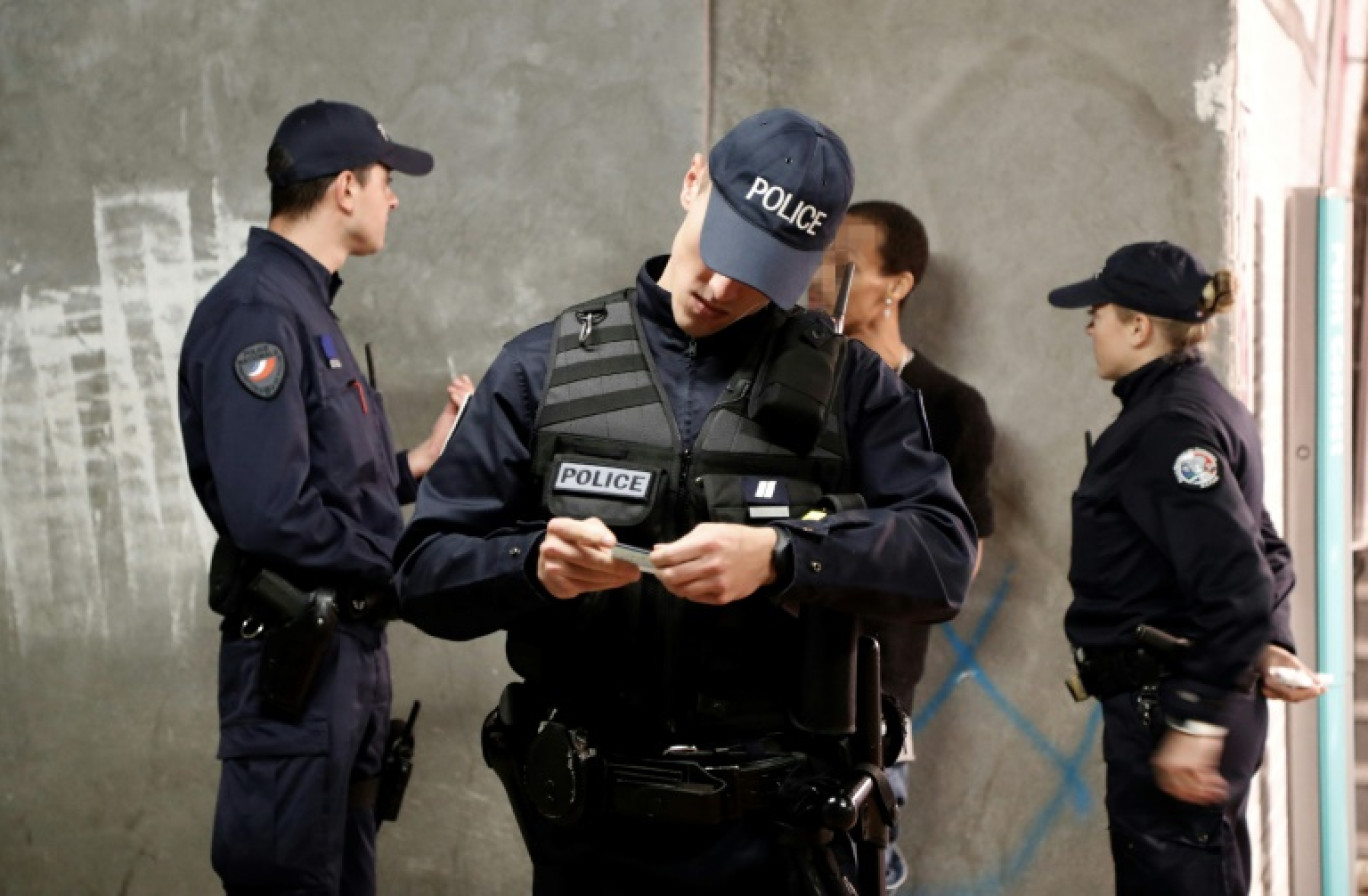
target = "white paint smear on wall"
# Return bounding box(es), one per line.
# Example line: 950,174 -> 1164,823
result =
0,184 -> 251,651
23,287 -> 109,641
1194,60 -> 1233,134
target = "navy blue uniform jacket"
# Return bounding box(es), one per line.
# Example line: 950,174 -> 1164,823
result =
395,258 -> 977,641
1064,354 -> 1294,724
179,228 -> 416,585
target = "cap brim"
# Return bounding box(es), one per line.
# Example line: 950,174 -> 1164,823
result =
379,143 -> 434,177
698,190 -> 821,310
1048,277 -> 1113,309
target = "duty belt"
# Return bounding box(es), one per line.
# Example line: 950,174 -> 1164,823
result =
222,580 -> 393,639
521,719 -> 803,827
603,750 -> 801,825
336,587 -> 397,625
1069,645 -> 1166,701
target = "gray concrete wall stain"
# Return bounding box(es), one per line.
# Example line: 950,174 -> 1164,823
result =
0,2 -> 1237,892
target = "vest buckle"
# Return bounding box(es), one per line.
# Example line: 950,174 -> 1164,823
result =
575,309 -> 608,351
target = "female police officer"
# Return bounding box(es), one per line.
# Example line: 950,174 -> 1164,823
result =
1047,241 -> 1326,895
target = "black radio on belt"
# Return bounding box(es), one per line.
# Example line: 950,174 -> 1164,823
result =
376,700 -> 421,824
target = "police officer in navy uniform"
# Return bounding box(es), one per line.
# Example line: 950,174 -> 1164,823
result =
394,109 -> 977,894
1048,242 -> 1327,896
179,100 -> 471,895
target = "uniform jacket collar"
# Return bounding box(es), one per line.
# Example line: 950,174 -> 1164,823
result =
1112,350 -> 1204,406
634,255 -> 776,356
249,227 -> 345,308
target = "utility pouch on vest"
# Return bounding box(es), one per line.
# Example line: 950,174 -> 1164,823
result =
749,313 -> 842,455
251,570 -> 338,718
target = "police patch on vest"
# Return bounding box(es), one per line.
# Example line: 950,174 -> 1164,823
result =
553,461 -> 653,501
1173,447 -> 1220,489
234,343 -> 286,399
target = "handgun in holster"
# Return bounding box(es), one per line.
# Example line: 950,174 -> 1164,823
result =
376,700 -> 421,825
248,569 -> 338,718
1065,624 -> 1190,703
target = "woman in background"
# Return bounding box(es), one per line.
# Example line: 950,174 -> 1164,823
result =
1047,241 -> 1326,895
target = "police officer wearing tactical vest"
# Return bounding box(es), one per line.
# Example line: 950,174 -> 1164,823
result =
179,100 -> 471,895
394,109 -> 977,894
1048,242 -> 1328,896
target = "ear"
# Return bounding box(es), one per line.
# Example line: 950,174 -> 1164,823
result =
332,170 -> 359,215
1128,312 -> 1155,348
889,271 -> 916,303
680,153 -> 707,211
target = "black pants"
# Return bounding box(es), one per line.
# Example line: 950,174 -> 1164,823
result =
524,811 -> 858,895
212,626 -> 390,895
1100,689 -> 1266,896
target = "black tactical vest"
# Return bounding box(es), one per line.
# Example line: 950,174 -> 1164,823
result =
509,290 -> 852,748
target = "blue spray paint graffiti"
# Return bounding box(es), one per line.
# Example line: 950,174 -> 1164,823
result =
905,567 -> 1105,895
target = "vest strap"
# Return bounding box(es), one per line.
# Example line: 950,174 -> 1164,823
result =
555,324 -> 637,354
536,386 -> 661,427
547,353 -> 650,388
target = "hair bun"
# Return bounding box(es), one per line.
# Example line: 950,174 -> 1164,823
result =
1202,270 -> 1237,315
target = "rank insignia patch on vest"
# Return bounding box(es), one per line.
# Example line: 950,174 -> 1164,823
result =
744,476 -> 791,519
553,461 -> 653,501
1172,447 -> 1220,489
234,343 -> 286,399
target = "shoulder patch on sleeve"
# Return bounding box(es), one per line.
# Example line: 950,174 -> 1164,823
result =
234,343 -> 287,399
1173,447 -> 1220,489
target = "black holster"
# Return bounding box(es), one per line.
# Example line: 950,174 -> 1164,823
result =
482,683 -> 551,864
251,570 -> 338,718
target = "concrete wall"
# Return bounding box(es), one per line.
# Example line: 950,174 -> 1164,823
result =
0,1 -> 1251,893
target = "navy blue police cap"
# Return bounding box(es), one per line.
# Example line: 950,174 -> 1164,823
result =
1048,241 -> 1213,322
702,108 -> 854,310
267,100 -> 433,186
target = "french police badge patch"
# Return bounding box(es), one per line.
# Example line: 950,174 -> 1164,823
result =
1173,447 -> 1220,489
234,343 -> 286,399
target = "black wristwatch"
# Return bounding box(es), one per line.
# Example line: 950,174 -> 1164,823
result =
770,526 -> 794,583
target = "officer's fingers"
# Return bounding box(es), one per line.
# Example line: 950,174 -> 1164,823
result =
653,557 -> 715,600
1278,682 -> 1326,703
661,567 -> 749,606
449,376 -> 475,402
1193,771 -> 1229,805
650,536 -> 706,571
1261,679 -> 1311,702
546,516 -> 616,550
538,558 -> 636,598
1154,753 -> 1228,805
661,578 -> 729,605
653,522 -> 742,569
536,562 -> 592,599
